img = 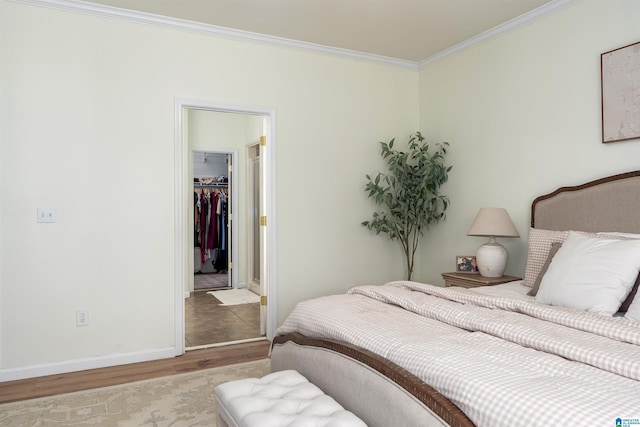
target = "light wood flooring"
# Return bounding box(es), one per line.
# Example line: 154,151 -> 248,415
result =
0,340 -> 271,404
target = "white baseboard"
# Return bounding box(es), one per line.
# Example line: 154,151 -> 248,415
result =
0,347 -> 177,382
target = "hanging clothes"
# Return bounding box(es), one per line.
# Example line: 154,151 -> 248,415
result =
194,191 -> 200,245
214,194 -> 228,272
194,186 -> 228,272
207,190 -> 218,251
199,190 -> 208,263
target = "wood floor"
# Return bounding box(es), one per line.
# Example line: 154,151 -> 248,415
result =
0,340 -> 271,404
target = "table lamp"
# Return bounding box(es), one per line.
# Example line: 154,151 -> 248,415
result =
467,207 -> 520,278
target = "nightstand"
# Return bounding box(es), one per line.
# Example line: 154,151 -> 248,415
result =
441,272 -> 521,288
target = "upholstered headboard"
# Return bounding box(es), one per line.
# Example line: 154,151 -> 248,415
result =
531,171 -> 640,233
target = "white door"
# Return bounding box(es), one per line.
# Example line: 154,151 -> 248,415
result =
258,136 -> 268,336
248,138 -> 267,335
226,153 -> 233,287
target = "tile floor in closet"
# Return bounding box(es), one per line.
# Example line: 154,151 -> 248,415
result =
185,273 -> 262,348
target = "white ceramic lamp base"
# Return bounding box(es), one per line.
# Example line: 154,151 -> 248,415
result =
476,237 -> 508,278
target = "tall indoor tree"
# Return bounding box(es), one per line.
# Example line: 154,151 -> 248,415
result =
362,132 -> 452,280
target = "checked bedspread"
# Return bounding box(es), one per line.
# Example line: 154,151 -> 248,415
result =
276,281 -> 640,427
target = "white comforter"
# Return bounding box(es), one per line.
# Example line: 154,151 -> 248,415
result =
276,281 -> 640,427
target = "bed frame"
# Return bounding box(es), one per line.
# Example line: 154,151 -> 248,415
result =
531,170 -> 640,232
271,333 -> 473,427
271,170 -> 640,427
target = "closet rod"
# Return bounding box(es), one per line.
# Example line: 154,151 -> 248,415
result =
193,182 -> 228,187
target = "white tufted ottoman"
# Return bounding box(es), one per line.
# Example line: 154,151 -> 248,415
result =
215,369 -> 367,427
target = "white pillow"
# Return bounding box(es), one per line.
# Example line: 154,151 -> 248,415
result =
598,232 -> 640,239
626,295 -> 640,321
535,231 -> 640,315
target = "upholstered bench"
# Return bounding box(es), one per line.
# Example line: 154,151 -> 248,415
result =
215,369 -> 367,427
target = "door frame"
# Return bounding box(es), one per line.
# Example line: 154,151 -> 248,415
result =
174,98 -> 278,355
246,142 -> 260,295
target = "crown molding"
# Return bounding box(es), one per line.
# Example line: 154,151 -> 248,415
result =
10,0 -> 582,70
9,0 -> 419,70
419,0 -> 584,67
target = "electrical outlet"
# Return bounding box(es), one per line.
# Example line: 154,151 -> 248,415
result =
76,309 -> 89,327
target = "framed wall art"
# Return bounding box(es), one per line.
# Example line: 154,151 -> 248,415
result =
601,41 -> 640,143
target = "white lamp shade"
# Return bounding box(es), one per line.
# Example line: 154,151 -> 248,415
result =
467,208 -> 519,278
467,208 -> 520,238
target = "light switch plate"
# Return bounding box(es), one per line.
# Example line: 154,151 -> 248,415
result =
37,208 -> 57,223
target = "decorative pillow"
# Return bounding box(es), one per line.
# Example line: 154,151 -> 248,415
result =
598,232 -> 640,239
523,228 -> 569,288
625,293 -> 640,322
523,228 -> 637,288
598,232 -> 640,311
530,241 -> 640,309
527,242 -> 562,297
535,231 -> 640,315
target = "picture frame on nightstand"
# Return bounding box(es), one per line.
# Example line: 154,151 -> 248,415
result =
456,255 -> 479,273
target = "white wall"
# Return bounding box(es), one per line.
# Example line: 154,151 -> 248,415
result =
417,0 -> 640,285
193,153 -> 228,180
0,1 -> 417,375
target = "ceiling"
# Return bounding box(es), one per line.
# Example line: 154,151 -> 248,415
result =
82,0 -> 562,63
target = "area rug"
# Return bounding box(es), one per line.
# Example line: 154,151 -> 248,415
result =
207,289 -> 260,305
0,359 -> 270,426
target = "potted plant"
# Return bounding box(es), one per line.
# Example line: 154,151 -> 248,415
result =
362,132 -> 452,280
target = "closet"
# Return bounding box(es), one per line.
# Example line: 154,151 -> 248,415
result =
193,152 -> 231,290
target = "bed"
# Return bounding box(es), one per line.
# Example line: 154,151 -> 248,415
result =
270,170 -> 640,427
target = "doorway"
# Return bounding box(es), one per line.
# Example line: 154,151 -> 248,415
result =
193,151 -> 232,292
174,99 -> 277,355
